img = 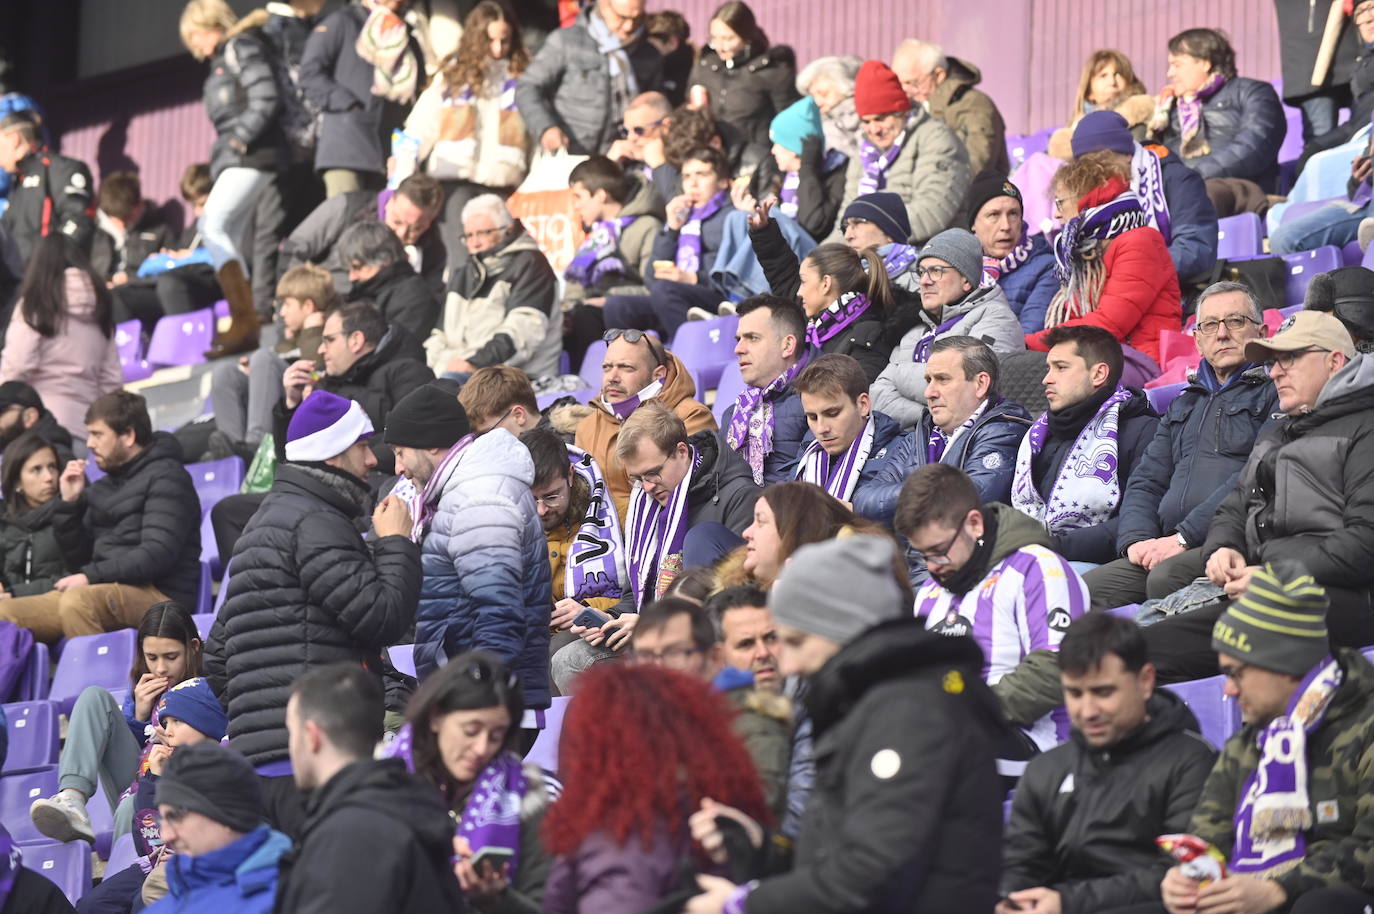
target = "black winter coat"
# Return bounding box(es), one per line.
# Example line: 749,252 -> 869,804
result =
299,4 -> 421,174
689,45 -> 800,165
1116,367 -> 1277,552
750,217 -> 892,383
204,30 -> 284,179
1151,77 -> 1287,191
746,620 -> 1007,914
1034,390 -> 1159,564
345,259 -> 439,342
685,430 -> 760,533
205,465 -> 421,766
0,151 -> 95,284
749,135 -> 848,243
1001,690 -> 1217,914
3,868 -> 75,914
51,433 -> 201,607
90,206 -> 175,281
273,759 -> 464,914
26,412 -> 75,466
0,499 -> 69,597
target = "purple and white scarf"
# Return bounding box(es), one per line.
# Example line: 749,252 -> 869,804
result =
675,191 -> 729,273
1049,186 -> 1147,327
927,398 -> 991,463
456,76 -> 519,111
725,355 -> 809,485
625,446 -> 697,607
806,291 -> 873,348
911,312 -> 967,363
778,171 -> 801,219
1130,144 -> 1172,244
981,222 -> 1036,287
1230,656 -> 1342,877
857,122 -> 910,196
601,377 -> 665,421
566,446 -> 627,602
565,216 -> 636,287
795,414 -> 876,502
1011,386 -> 1132,534
882,244 -> 919,278
414,434 -> 476,539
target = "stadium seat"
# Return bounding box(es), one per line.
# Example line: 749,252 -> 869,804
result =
0,765 -> 58,845
22,839 -> 92,905
388,644 -> 416,678
713,361 -> 746,425
104,832 -> 138,878
1277,103 -> 1305,167
201,509 -> 224,579
1105,604 -> 1139,620
145,307 -> 215,368
1342,239 -> 1363,266
87,778 -> 114,860
193,613 -> 215,640
1281,247 -> 1342,306
195,561 -> 213,615
670,316 -> 738,393
49,630 -> 137,717
578,341 -> 608,393
1164,675 -> 1240,749
1146,383 -> 1187,414
525,696 -> 570,775
1215,213 -> 1264,260
1007,128 -> 1054,170
0,701 -> 59,774
15,642 -> 49,702
214,559 -> 233,615
186,457 -> 246,511
114,320 -> 152,383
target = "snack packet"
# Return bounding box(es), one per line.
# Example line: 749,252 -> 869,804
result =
1156,833 -> 1228,887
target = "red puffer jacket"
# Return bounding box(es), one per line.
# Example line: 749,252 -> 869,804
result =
1028,181 -> 1182,364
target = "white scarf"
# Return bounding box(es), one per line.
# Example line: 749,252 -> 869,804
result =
1130,144 -> 1172,244
624,446 -> 696,608
794,415 -> 876,502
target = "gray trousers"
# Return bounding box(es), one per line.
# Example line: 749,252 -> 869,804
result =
1083,547 -> 1206,611
210,347 -> 288,447
60,686 -> 141,838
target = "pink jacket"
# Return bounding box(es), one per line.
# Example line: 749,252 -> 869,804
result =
1,268 -> 123,437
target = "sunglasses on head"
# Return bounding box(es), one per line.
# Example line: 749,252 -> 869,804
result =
603,328 -> 666,367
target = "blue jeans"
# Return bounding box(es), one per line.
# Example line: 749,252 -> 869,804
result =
604,279 -> 722,339
202,166 -> 274,271
1269,197 -> 1372,254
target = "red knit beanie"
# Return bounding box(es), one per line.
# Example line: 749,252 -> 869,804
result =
854,60 -> 910,118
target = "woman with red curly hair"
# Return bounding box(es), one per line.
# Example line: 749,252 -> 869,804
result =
1027,149 -> 1181,377
541,663 -> 770,913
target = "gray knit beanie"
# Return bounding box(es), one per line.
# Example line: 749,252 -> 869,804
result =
768,534 -> 907,645
918,228 -> 985,286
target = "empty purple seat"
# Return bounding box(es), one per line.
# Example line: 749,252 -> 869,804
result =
388,644 -> 416,678
195,562 -> 213,615
85,462 -> 105,483
186,457 -> 245,512
1,701 -> 59,774
0,765 -> 59,845
193,614 -> 215,640
670,316 -> 739,392
49,631 -> 137,717
200,509 -> 223,578
1343,240 -> 1364,266
114,320 -> 152,383
1281,246 -> 1342,306
22,839 -> 92,904
15,642 -> 49,702
1146,382 -> 1187,414
525,696 -> 570,775
1278,104 -> 1305,165
1215,213 -> 1264,260
712,361 -> 746,425
578,341 -> 608,393
145,307 -> 215,368
1104,604 -> 1140,620
104,832 -> 138,877
214,558 -> 233,615
1164,675 -> 1239,749
1007,128 -> 1053,170
86,775 -> 114,860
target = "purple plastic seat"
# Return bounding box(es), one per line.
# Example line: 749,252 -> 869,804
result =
670,316 -> 738,392
712,361 -> 746,425
200,509 -> 223,578
0,765 -> 59,845
49,631 -> 137,717
1146,382 -> 1187,414
16,642 -> 49,702
388,644 -> 416,678
1,701 -> 59,773
114,320 -> 152,383
22,839 -> 92,904
193,613 -> 215,640
1104,604 -> 1140,620
1007,128 -> 1054,170
1215,213 -> 1264,260
104,832 -> 138,878
186,457 -> 245,512
87,779 -> 113,860
1343,239 -> 1364,266
1164,675 -> 1240,749
214,558 -> 233,615
84,462 -> 105,483
525,696 -> 570,775
145,307 -> 215,368
578,341 -> 608,392
1278,104 -> 1305,165
1281,246 -> 1342,306
195,561 -> 213,615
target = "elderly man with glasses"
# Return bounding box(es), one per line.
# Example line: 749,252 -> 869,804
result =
1141,308 -> 1374,683
1084,281 -> 1279,611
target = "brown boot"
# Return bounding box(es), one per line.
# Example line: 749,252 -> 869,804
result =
205,260 -> 260,359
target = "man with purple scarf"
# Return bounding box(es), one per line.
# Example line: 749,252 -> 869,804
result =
1009,325 -> 1158,566
721,295 -> 812,485
1128,566 -> 1374,914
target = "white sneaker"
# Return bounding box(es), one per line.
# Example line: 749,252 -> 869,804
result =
685,306 -> 715,322
717,302 -> 738,316
30,791 -> 95,844
1359,217 -> 1374,253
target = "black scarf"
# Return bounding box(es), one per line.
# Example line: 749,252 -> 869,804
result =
1045,381 -> 1117,441
935,506 -> 1000,598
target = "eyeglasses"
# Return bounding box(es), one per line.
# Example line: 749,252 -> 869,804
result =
914,526 -> 964,566
628,645 -> 701,667
463,226 -> 505,242
618,117 -> 666,138
1053,195 -> 1072,211
603,328 -> 666,368
915,264 -> 953,281
474,406 -> 514,436
1193,314 -> 1261,336
628,457 -> 671,486
1218,661 -> 1249,685
533,489 -> 567,508
1265,347 -> 1330,372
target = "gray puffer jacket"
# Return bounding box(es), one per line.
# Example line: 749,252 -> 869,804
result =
1204,353 -> 1374,594
830,108 -> 970,244
514,5 -> 664,156
870,283 -> 1026,429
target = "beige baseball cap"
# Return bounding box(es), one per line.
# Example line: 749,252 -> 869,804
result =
1243,310 -> 1355,362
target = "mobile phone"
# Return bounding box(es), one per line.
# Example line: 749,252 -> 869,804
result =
470,846 -> 514,875
572,607 -> 611,629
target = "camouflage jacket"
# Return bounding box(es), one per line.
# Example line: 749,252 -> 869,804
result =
1188,648 -> 1374,901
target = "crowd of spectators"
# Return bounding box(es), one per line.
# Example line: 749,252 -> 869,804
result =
2,2 -> 1374,913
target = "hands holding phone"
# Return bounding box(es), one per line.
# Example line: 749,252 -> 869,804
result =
451,835 -> 510,899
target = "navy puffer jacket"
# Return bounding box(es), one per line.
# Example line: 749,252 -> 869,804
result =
1151,76 -> 1286,191
721,383 -> 809,485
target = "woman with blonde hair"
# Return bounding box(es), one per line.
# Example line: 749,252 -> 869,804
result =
179,0 -> 285,358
